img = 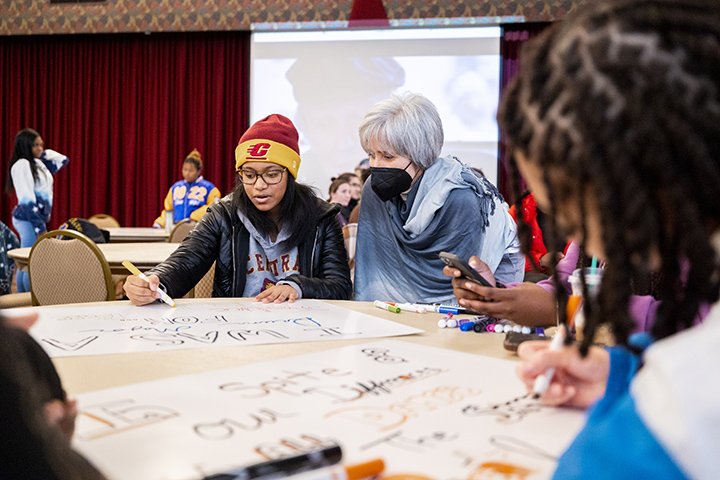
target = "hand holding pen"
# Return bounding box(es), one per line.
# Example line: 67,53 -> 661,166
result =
515,330 -> 611,408
122,260 -> 176,307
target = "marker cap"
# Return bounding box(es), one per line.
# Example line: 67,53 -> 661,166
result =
459,322 -> 476,332
346,459 -> 385,480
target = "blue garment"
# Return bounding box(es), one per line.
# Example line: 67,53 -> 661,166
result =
11,218 -> 38,293
10,149 -> 69,232
10,149 -> 68,293
354,156 -> 523,303
0,221 -> 20,295
237,209 -> 301,298
155,176 -> 220,226
554,343 -> 688,479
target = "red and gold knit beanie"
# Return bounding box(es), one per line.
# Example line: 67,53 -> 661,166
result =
235,114 -> 301,178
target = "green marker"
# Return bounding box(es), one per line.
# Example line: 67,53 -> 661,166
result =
373,300 -> 401,313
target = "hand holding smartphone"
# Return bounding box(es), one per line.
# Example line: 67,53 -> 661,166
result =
439,251 -> 495,288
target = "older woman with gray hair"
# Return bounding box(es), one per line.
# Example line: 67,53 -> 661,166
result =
353,92 -> 524,303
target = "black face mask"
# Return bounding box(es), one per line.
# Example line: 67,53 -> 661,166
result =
370,162 -> 413,202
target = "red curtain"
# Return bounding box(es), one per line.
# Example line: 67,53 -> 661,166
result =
0,31 -> 249,229
498,22 -> 549,202
349,0 -> 390,27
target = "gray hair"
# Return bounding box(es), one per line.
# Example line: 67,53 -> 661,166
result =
358,92 -> 444,169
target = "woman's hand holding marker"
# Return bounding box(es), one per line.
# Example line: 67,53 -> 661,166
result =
516,339 -> 610,408
122,260 -> 176,307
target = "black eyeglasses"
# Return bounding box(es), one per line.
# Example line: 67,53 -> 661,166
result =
238,168 -> 286,185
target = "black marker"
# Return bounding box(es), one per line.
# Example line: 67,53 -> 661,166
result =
204,444 -> 343,480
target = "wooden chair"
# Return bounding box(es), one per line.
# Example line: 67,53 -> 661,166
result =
169,219 -> 197,243
342,223 -> 358,270
192,262 -> 216,298
88,213 -> 121,229
28,229 -> 115,306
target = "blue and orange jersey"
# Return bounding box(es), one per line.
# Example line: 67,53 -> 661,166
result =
154,176 -> 221,227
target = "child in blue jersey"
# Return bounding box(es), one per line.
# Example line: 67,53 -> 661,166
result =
498,0 -> 720,478
6,128 -> 69,292
153,148 -> 221,229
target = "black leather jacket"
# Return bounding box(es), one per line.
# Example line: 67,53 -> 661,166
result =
150,195 -> 352,300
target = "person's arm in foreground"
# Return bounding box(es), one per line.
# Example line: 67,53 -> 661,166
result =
126,205 -> 222,304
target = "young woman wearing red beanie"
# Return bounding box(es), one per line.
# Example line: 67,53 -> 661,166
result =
124,114 -> 352,304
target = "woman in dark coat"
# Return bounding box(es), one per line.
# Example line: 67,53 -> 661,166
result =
124,114 -> 352,304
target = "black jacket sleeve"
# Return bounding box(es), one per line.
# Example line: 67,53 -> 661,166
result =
147,204 -> 223,298
285,214 -> 353,300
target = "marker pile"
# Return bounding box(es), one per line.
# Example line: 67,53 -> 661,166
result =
437,315 -> 545,335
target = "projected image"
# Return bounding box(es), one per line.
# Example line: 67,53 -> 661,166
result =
287,56 -> 405,185
251,28 -> 501,192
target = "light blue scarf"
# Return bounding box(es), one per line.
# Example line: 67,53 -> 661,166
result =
354,156 -> 520,303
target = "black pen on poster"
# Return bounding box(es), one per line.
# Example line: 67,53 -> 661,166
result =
203,444 -> 343,480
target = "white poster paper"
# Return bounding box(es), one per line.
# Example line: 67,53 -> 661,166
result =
26,300 -> 422,357
73,340 -> 585,479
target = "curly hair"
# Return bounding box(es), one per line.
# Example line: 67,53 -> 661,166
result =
499,0 -> 720,354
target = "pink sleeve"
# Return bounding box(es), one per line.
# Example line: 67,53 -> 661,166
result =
629,298 -> 709,333
535,241 -> 580,295
629,295 -> 659,333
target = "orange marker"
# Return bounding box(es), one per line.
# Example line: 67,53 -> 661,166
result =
290,458 -> 386,479
345,459 -> 386,479
566,294 -> 583,329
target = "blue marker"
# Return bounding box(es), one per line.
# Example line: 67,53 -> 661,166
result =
416,302 -> 467,314
459,320 -> 477,332
436,306 -> 461,315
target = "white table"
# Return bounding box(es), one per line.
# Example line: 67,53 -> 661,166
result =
8,242 -> 180,275
104,227 -> 169,243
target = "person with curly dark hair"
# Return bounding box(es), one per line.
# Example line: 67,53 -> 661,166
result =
494,0 -> 720,477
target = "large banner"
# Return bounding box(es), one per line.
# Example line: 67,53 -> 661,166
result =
26,300 -> 422,357
73,340 -> 585,479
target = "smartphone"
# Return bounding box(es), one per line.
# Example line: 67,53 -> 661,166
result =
439,251 -> 494,288
503,331 -> 551,352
